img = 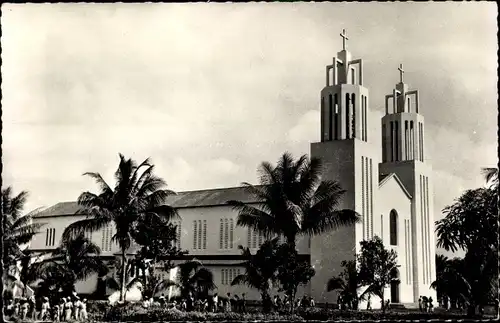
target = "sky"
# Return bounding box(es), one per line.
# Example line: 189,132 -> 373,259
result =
2,3 -> 497,257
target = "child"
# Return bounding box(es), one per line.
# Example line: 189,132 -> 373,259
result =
53,304 -> 60,322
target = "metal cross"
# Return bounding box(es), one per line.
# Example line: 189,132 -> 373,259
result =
398,63 -> 405,83
340,29 -> 349,50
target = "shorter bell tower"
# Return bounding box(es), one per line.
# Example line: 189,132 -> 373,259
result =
379,65 -> 436,303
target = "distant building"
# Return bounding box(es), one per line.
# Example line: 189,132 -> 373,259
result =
28,31 -> 436,307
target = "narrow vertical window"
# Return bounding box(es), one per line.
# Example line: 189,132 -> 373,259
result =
177,222 -> 182,249
193,220 -> 198,250
252,230 -> 257,248
351,94 -> 356,138
219,219 -> 223,249
382,124 -> 387,162
369,158 -> 374,238
230,219 -> 234,249
361,95 -> 365,141
221,269 -> 225,285
380,214 -> 384,241
410,121 -> 414,160
365,157 -> 369,238
321,97 -> 325,141
390,121 -> 394,161
345,93 -> 350,138
420,175 -> 425,283
364,96 -> 368,141
224,219 -> 229,249
328,94 -> 333,141
247,228 -> 252,248
361,156 -> 365,240
421,124 -> 425,162
404,121 -> 409,160
395,121 -> 399,161
389,210 -> 398,246
45,228 -> 49,246
334,94 -> 339,140
203,220 -> 207,249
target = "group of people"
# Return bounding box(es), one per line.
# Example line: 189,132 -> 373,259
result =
271,294 -> 316,311
4,294 -> 88,321
142,291 -> 248,313
141,292 -> 316,313
418,296 -> 435,312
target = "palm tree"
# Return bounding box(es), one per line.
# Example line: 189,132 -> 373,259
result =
2,187 -> 45,268
228,152 -> 360,251
431,255 -> 470,308
481,167 -> 498,189
231,238 -> 281,312
327,260 -> 363,310
62,154 -> 178,302
174,260 -> 216,300
33,234 -> 108,295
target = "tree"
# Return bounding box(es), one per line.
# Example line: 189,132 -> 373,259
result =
2,187 -> 45,269
357,236 -> 398,313
228,152 -> 360,251
435,187 -> 498,316
231,238 -> 281,313
132,214 -> 188,287
275,244 -> 315,313
327,260 -> 362,310
431,255 -> 470,308
174,260 -> 216,299
62,154 -> 178,302
33,234 -> 108,296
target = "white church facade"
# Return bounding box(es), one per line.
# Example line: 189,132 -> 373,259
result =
27,31 -> 436,307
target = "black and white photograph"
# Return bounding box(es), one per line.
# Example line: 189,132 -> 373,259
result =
1,2 -> 497,321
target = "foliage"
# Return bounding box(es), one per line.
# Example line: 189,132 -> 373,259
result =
357,236 -> 399,313
164,260 -> 217,299
431,255 -> 470,305
62,154 -> 178,301
32,234 -> 108,298
275,244 -> 315,312
228,152 -> 360,249
231,238 -> 281,312
481,167 -> 498,189
435,186 -> 498,315
327,259 -> 362,310
2,187 -> 45,268
98,302 -> 486,322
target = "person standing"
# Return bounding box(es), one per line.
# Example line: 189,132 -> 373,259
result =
64,297 -> 73,321
418,296 -> 422,312
225,293 -> 232,312
40,297 -> 50,320
212,293 -> 219,313
241,293 -> 246,313
366,295 -> 372,311
74,297 -> 81,320
29,296 -> 36,321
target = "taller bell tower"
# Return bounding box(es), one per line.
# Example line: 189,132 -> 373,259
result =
310,30 -> 379,303
379,65 -> 436,302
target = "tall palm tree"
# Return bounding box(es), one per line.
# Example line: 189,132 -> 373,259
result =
2,187 -> 45,268
62,154 -> 178,302
431,255 -> 470,308
231,238 -> 281,312
33,234 -> 108,295
228,152 -> 360,250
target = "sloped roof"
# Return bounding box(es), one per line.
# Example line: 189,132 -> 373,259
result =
378,173 -> 412,199
32,186 -> 260,218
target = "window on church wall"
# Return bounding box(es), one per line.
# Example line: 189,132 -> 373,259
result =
390,121 -> 394,162
382,124 -> 387,162
333,93 -> 340,140
369,158 -> 374,238
364,96 -> 368,141
389,210 -> 398,246
321,97 -> 325,141
345,93 -> 350,138
395,121 -> 399,161
410,121 -> 414,160
361,157 -> 365,240
351,67 -> 355,84
351,94 -> 356,138
404,121 -> 409,160
380,214 -> 384,241
328,94 -> 333,141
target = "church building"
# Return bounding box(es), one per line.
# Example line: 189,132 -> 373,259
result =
27,30 -> 436,307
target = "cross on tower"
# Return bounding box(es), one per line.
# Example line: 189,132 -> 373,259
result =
340,29 -> 349,50
398,63 -> 405,83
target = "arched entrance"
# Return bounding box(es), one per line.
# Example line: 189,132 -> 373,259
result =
390,268 -> 400,303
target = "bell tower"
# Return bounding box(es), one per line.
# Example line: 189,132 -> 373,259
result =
379,66 -> 436,303
310,29 -> 378,303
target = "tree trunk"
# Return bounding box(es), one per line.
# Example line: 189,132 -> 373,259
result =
120,248 -> 127,302
381,290 -> 386,314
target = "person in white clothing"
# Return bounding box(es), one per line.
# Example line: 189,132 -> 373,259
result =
74,297 -> 81,320
79,299 -> 88,321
